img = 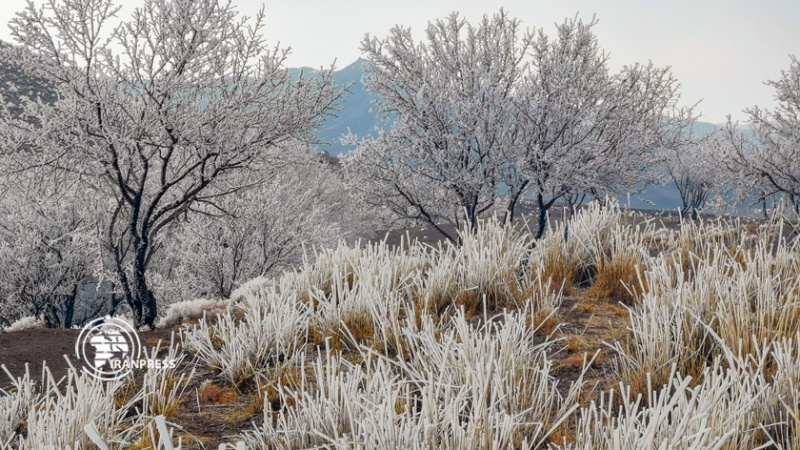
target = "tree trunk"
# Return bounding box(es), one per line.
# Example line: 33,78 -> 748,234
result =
466,195 -> 479,234
44,303 -> 60,328
107,291 -> 122,317
132,248 -> 157,329
536,193 -> 549,240
120,277 -> 141,326
505,180 -> 529,225
62,284 -> 78,329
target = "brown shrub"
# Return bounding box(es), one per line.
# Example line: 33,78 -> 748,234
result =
198,382 -> 221,403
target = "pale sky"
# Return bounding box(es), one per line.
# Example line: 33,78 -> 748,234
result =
2,0 -> 798,123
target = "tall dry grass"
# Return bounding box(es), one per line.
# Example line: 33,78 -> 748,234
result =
4,201 -> 800,448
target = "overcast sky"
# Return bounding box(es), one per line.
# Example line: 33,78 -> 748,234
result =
1,0 -> 798,123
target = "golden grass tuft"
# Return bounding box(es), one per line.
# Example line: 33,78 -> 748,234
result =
217,387 -> 238,405
127,433 -> 158,450
237,391 -> 266,420
298,290 -> 320,312
415,288 -> 455,319
260,367 -> 304,413
307,321 -> 344,352
308,310 -> 376,352
150,373 -> 185,418
452,290 -> 484,320
126,418 -> 169,450
393,387 -> 421,416
556,353 -> 587,372
113,378 -> 139,410
374,330 -> 412,360
548,425 -> 577,448
576,298 -> 597,314
540,249 -> 579,296
528,309 -> 561,337
663,246 -> 697,283
342,310 -> 376,346
197,381 -> 238,406
565,336 -> 583,353
590,253 -> 647,305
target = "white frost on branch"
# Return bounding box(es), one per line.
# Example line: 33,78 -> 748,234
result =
344,10 -> 692,241
0,0 -> 341,328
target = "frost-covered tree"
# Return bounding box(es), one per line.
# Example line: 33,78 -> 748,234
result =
723,56 -> 800,218
661,139 -> 718,220
508,17 -> 688,238
345,10 -> 529,243
0,0 -> 339,328
346,11 -> 688,241
152,146 -> 374,301
0,175 -> 105,328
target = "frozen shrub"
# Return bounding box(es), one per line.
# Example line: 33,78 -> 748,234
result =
182,289 -> 310,386
155,298 -> 228,328
2,315 -> 44,332
242,308 -> 585,449
0,365 -> 35,447
561,359 -> 771,450
12,367 -> 136,449
614,225 -> 800,392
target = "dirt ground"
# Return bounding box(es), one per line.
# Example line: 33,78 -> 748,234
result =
0,327 -> 176,387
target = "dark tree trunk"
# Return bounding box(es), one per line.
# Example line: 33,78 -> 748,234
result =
505,180 -> 529,225
62,284 -> 78,329
131,246 -> 157,329
536,193 -> 548,240
466,196 -> 479,234
125,275 -> 157,330
107,291 -> 123,317
44,304 -> 60,328
119,271 -> 141,326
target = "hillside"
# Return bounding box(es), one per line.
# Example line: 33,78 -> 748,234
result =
313,59 -> 390,156
1,205 -> 797,448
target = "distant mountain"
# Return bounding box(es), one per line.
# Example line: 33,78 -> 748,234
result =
690,121 -> 722,137
313,59 -> 390,156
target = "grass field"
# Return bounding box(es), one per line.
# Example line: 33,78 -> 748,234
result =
1,203 -> 799,449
